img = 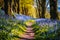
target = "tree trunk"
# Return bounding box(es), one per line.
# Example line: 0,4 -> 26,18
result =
14,0 -> 16,12
41,0 -> 46,18
8,0 -> 12,15
4,0 -> 8,14
24,7 -> 28,16
37,0 -> 42,18
50,0 -> 58,19
22,6 -> 24,14
17,0 -> 20,14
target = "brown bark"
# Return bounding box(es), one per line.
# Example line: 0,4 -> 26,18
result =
17,0 -> 20,14
4,0 -> 8,14
37,0 -> 42,18
41,0 -> 46,18
50,0 -> 59,19
8,0 -> 12,15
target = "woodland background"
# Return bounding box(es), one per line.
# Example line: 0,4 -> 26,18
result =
0,0 -> 60,19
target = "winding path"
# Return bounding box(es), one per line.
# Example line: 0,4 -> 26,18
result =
20,26 -> 35,40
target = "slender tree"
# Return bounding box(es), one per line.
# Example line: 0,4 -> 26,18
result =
17,0 -> 20,14
37,0 -> 42,18
50,0 -> 58,19
24,7 -> 28,16
41,0 -> 46,18
14,0 -> 16,12
4,0 -> 8,14
8,0 -> 12,14
21,0 -> 25,15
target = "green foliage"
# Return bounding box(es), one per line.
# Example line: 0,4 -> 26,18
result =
33,23 -> 60,40
0,18 -> 60,40
0,18 -> 27,40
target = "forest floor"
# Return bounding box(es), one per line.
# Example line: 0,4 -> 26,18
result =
0,13 -> 60,40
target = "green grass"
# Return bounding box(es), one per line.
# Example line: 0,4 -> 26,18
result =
32,23 -> 60,40
0,18 -> 27,40
0,18 -> 60,40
